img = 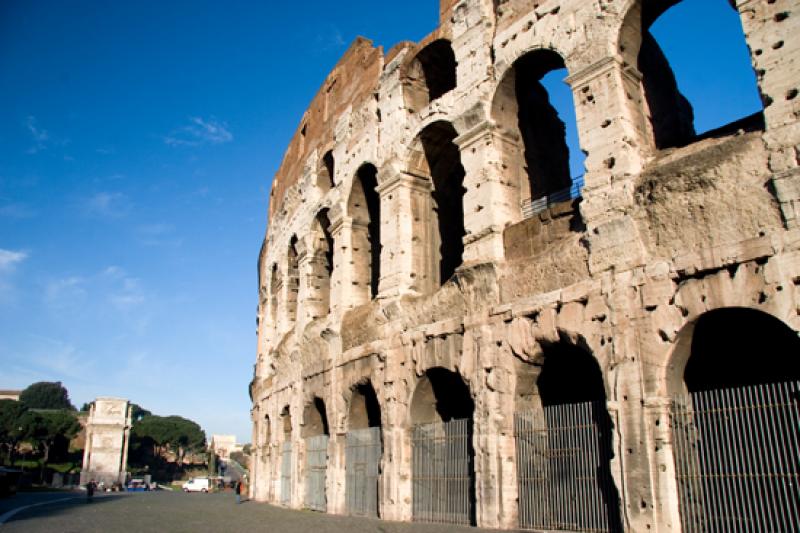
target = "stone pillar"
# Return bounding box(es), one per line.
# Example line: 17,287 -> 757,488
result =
328,206 -> 345,320
376,168 -> 434,296
455,120 -> 521,264
566,57 -> 650,274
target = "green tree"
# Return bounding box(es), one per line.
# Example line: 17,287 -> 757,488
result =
133,415 -> 206,466
130,403 -> 151,422
21,409 -> 81,477
19,382 -> 75,410
0,400 -> 29,465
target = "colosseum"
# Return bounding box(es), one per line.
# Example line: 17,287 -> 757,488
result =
249,1 -> 800,531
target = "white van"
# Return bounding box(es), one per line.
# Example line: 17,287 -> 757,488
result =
182,477 -> 210,493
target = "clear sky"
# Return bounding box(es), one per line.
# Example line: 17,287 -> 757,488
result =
0,0 -> 761,443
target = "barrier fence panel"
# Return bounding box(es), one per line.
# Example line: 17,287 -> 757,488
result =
304,435 -> 329,512
345,427 -> 382,517
280,441 -> 292,506
672,380 -> 800,533
515,400 -> 619,532
411,418 -> 472,525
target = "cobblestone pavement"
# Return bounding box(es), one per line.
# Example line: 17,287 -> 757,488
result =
1,491 -> 516,532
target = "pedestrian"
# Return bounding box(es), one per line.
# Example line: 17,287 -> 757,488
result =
234,480 -> 242,504
86,479 -> 96,503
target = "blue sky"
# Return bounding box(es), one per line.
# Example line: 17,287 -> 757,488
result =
0,0 -> 761,443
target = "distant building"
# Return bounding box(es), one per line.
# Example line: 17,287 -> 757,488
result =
0,390 -> 21,401
80,398 -> 132,486
209,434 -> 241,462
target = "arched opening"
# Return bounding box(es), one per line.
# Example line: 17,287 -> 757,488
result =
492,49 -> 584,215
404,39 -> 457,111
286,236 -> 299,324
410,367 -> 476,525
262,415 -> 272,459
347,164 -> 381,303
317,150 -> 335,192
515,341 -> 622,532
270,263 -> 281,327
412,121 -> 466,290
309,209 -> 334,318
670,308 -> 800,531
345,381 -> 383,517
280,405 -> 292,505
622,0 -> 763,150
303,397 -> 329,512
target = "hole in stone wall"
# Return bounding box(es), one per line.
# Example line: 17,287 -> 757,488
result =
287,236 -> 299,323
281,405 -> 292,438
310,209 -> 334,316
636,0 -> 763,149
348,164 -> 382,300
270,263 -> 281,325
318,150 -> 335,191
303,397 -> 330,437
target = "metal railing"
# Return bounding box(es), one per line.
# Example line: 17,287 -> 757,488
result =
411,418 -> 473,525
672,380 -> 800,532
280,441 -> 292,505
304,435 -> 328,512
521,175 -> 584,219
515,400 -> 620,532
345,427 -> 381,517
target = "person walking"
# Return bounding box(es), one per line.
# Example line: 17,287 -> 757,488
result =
234,480 -> 242,504
86,479 -> 96,503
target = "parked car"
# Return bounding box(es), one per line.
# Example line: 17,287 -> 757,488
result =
127,479 -> 148,492
182,477 -> 210,493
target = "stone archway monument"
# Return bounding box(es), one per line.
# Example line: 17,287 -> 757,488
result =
80,397 -> 132,486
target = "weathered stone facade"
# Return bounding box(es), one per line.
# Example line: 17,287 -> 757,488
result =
81,397 -> 132,486
250,1 -> 800,531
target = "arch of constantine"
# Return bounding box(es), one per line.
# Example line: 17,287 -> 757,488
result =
250,1 -> 800,531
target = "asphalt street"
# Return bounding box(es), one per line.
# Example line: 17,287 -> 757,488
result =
0,491 -> 516,533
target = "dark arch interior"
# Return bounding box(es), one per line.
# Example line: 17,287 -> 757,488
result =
357,164 -> 381,298
639,0 -> 763,149
305,397 -> 330,436
535,342 -> 622,532
322,150 -> 335,188
281,406 -> 292,438
514,49 -> 574,201
685,308 -> 800,392
537,341 -> 607,406
316,209 -> 334,278
287,236 -> 299,321
415,40 -> 457,102
419,122 -> 466,286
349,381 -> 382,430
411,367 -> 474,424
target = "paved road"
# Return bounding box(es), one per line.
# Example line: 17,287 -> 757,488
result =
1,491 -> 515,532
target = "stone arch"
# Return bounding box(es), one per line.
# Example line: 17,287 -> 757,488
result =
286,236 -> 299,324
665,307 -> 800,531
263,414 -> 272,450
409,366 -> 476,525
281,405 -> 292,439
665,307 -> 800,398
347,163 -> 381,302
302,396 -> 330,438
308,209 -> 334,318
317,149 -> 335,192
491,47 -> 583,208
617,0 -> 763,150
347,380 -> 382,431
404,39 -> 457,111
270,263 -> 281,326
408,120 -> 466,291
514,339 -> 623,533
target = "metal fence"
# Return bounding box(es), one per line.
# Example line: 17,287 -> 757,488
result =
345,427 -> 382,517
521,175 -> 584,218
304,434 -> 328,512
280,441 -> 292,506
671,380 -> 800,533
411,418 -> 473,525
515,400 -> 620,532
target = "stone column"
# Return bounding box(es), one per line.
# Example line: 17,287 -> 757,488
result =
376,167 -> 434,296
455,120 -> 521,264
566,57 -> 650,274
328,206 -> 345,320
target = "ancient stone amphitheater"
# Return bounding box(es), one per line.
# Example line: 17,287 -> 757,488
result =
249,1 -> 800,531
